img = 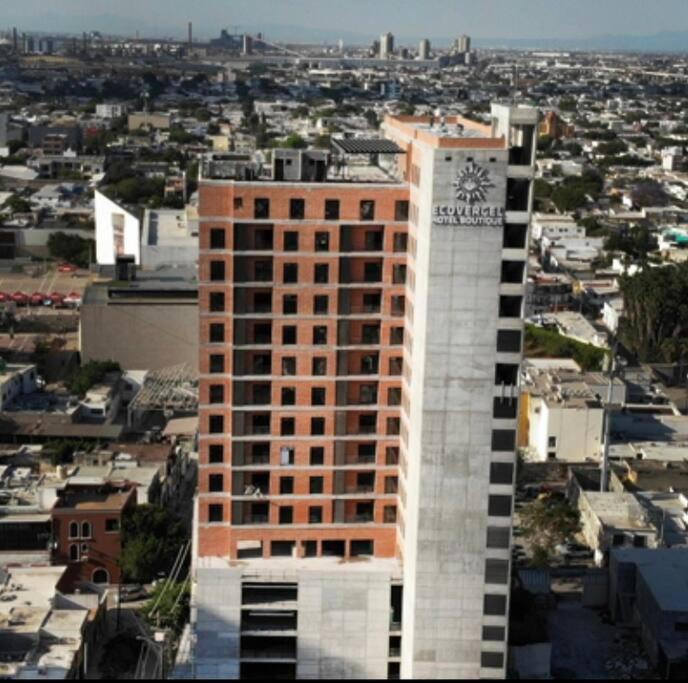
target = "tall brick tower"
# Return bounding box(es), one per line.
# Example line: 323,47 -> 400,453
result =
189,103 -> 538,680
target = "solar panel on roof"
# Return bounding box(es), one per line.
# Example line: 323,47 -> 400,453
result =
332,138 -> 404,154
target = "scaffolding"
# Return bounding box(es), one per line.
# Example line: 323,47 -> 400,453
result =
127,364 -> 198,429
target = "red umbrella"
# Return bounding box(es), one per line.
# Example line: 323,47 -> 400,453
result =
0,292 -> 9,302
11,291 -> 29,304
30,292 -> 45,305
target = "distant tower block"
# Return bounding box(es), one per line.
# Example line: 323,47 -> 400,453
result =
380,31 -> 394,59
457,34 -> 471,53
242,34 -> 253,55
188,21 -> 193,46
418,38 -> 431,60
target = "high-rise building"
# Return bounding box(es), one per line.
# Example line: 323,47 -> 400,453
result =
380,32 -> 395,59
189,103 -> 538,680
418,38 -> 431,60
457,34 -> 471,53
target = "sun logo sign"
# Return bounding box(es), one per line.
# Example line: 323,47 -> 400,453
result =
452,161 -> 495,205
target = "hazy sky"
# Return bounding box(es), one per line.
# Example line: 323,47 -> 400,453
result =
4,0 -> 688,43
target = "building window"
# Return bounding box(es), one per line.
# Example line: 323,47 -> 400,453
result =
209,385 -> 224,404
497,330 -> 522,353
289,198 -> 305,219
80,521 -> 91,538
254,260 -> 272,281
282,326 -> 297,345
392,264 -> 407,284
281,417 -> 295,436
314,295 -> 329,315
210,261 -> 225,282
360,200 -> 375,221
387,387 -> 401,406
210,228 -> 226,250
209,323 -> 225,343
324,199 -> 340,220
488,495 -> 512,517
485,559 -> 510,585
385,447 -> 399,465
315,232 -> 330,251
209,415 -> 224,434
209,474 -> 224,493
481,652 -> 505,669
282,357 -> 296,375
384,505 -> 397,523
394,200 -> 409,221
284,231 -> 299,251
310,447 -> 324,465
105,518 -> 120,533
393,232 -> 408,252
209,292 -> 225,312
495,364 -> 519,386
386,417 -> 401,435
309,506 -> 323,524
283,263 -> 298,283
490,462 -> 514,485
69,521 -> 79,539
313,326 -> 328,345
482,626 -> 506,642
504,223 -> 528,249
314,264 -> 329,283
281,387 -> 296,405
254,197 -> 270,219
208,504 -> 223,523
486,526 -> 511,549
279,507 -> 293,524
209,355 -> 225,374
389,357 -> 403,375
499,296 -> 523,318
311,417 -> 325,435
209,444 -> 224,464
501,260 -> 526,285
312,357 -> 327,376
390,326 -> 404,345
309,477 -> 324,494
283,294 -> 298,314
483,594 -> 507,616
69,544 -> 80,561
233,197 -> 243,210
492,430 -> 516,452
280,477 -> 294,494
311,387 -> 326,405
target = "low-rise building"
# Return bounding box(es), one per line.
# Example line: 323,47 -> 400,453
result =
609,548 -> 688,678
51,483 -> 136,590
0,565 -> 98,680
0,363 -> 39,411
521,359 -> 624,462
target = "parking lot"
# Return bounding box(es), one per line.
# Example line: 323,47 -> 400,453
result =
0,265 -> 97,301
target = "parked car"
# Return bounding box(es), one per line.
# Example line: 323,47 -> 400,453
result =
119,584 -> 149,603
58,263 -> 78,273
555,541 -> 593,560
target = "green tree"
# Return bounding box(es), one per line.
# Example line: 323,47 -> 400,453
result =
4,195 -> 32,214
520,496 -> 581,566
620,262 -> 688,362
120,505 -> 187,584
141,581 -> 190,635
47,232 -> 94,268
66,360 -> 120,397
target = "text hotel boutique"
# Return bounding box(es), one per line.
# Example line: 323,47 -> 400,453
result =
190,103 -> 537,680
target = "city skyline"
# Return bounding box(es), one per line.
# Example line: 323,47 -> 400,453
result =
6,0 -> 688,51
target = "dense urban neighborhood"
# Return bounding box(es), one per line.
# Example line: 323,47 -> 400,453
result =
2,10 -> 688,681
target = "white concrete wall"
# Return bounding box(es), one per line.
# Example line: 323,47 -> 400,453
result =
297,570 -> 391,679
94,190 -> 141,265
530,401 -> 604,462
401,142 -> 512,679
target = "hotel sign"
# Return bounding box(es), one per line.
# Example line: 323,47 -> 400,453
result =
433,161 -> 505,227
